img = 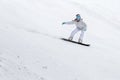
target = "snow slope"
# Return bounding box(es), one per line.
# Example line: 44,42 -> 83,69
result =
0,0 -> 120,80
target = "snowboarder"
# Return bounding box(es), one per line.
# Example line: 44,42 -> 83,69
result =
62,14 -> 87,43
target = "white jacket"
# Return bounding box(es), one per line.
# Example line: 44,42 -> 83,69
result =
65,20 -> 87,31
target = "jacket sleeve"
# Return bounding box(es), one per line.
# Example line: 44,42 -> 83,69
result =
65,21 -> 75,25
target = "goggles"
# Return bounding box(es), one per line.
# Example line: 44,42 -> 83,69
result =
76,15 -> 81,20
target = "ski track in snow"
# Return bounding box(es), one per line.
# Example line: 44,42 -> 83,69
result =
0,54 -> 41,80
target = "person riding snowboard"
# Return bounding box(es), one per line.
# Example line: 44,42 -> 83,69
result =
62,14 -> 87,43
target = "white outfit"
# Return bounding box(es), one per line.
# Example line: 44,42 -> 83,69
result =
64,20 -> 87,42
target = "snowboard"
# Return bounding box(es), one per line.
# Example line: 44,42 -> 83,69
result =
61,38 -> 90,46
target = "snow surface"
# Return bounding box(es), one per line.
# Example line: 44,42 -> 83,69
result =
0,0 -> 120,80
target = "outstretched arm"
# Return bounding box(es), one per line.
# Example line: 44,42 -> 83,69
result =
62,21 -> 74,25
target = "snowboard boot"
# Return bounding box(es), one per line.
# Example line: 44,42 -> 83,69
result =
78,39 -> 83,43
68,37 -> 73,41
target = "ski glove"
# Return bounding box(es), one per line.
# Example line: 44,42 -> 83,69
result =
62,22 -> 66,25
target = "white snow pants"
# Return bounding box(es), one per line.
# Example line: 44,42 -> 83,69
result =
69,27 -> 84,41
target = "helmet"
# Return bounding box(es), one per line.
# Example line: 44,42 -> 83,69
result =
76,14 -> 80,16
